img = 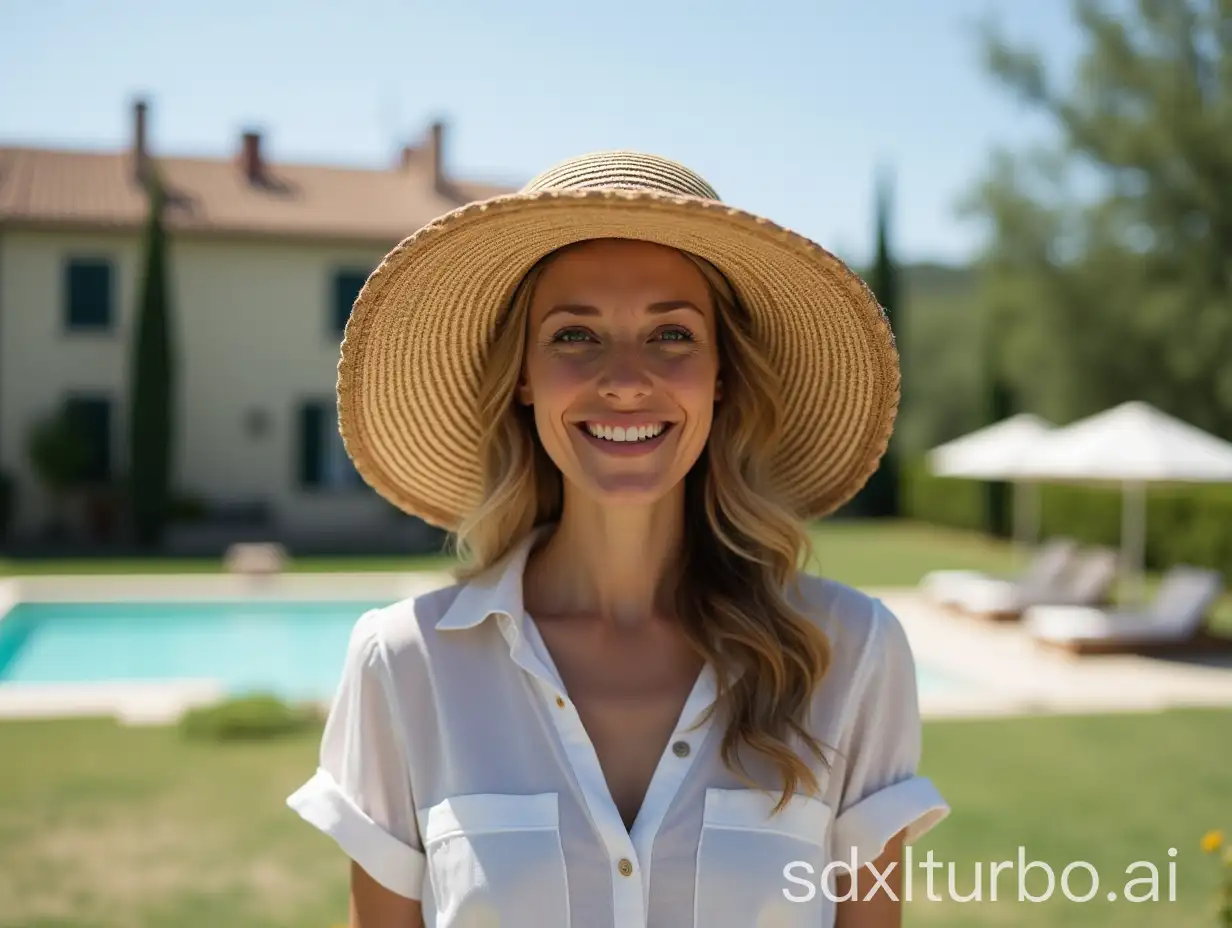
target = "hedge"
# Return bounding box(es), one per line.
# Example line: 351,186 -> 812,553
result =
901,456 -> 1232,580
179,693 -> 322,742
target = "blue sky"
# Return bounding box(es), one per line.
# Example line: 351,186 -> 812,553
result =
1,0 -> 1082,265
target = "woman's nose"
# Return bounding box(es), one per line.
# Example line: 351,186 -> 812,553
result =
597,345 -> 653,403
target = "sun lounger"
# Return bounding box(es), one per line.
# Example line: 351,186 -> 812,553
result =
224,542 -> 288,575
941,546 -> 1119,621
1025,565 -> 1229,655
920,537 -> 1078,609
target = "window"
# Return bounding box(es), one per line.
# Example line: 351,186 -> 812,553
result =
65,259 -> 114,330
297,399 -> 365,491
332,269 -> 368,335
64,395 -> 112,482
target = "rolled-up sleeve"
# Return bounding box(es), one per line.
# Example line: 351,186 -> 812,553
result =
286,608 -> 426,900
832,598 -> 949,869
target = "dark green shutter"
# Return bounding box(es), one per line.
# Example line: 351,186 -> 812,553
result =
299,402 -> 324,487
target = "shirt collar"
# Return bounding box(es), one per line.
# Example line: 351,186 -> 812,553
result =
437,523 -> 724,728
435,523 -> 553,632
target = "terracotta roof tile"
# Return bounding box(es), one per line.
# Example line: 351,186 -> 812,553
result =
0,145 -> 519,245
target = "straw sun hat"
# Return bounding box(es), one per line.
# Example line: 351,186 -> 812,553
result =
336,150 -> 899,530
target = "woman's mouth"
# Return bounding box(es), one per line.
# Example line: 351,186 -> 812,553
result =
584,422 -> 667,443
575,421 -> 674,454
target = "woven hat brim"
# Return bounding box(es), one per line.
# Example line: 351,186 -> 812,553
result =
337,188 -> 900,530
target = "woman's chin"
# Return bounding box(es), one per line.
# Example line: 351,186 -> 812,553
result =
570,472 -> 684,509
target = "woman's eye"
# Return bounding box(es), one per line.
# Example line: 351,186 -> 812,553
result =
657,327 -> 694,342
548,326 -> 694,345
552,328 -> 593,343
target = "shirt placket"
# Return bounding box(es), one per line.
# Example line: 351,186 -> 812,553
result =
500,613 -> 647,925
505,612 -> 719,927
538,675 -> 648,927
627,665 -> 716,914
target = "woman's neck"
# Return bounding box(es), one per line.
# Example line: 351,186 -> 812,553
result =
526,485 -> 686,626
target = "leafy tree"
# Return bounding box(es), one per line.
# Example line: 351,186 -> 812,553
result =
26,406 -> 92,534
965,0 -> 1232,436
886,264 -> 986,455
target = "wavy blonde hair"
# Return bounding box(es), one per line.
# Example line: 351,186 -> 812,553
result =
453,241 -> 834,811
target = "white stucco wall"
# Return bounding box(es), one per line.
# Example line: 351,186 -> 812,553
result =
0,228 -> 400,539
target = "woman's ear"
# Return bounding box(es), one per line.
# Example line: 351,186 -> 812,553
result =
714,375 -> 723,403
516,375 -> 533,406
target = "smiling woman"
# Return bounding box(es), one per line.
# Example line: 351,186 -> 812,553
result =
285,151 -> 949,928
516,239 -> 721,499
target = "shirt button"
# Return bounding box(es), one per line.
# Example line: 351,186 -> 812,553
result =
555,695 -> 565,708
672,740 -> 690,757
617,858 -> 634,877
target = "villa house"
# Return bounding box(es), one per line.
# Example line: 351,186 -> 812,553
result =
0,100 -> 517,553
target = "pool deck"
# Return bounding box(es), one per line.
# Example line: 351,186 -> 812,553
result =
0,571 -> 449,604
872,588 -> 1232,719
1,573 -> 1231,723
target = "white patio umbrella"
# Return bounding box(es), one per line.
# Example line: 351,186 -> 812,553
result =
927,413 -> 1054,555
1010,401 -> 1232,602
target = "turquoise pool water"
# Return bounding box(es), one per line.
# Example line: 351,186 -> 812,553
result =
0,600 -> 390,702
0,601 -> 964,701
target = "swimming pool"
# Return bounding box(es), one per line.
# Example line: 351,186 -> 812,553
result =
0,600 -> 390,702
0,600 -> 965,702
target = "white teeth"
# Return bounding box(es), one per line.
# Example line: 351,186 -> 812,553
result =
585,422 -> 666,443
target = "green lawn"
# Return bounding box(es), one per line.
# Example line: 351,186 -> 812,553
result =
807,520 -> 1023,586
0,711 -> 1227,928
1,519 -> 1004,578
0,521 -> 1229,926
911,710 -> 1231,927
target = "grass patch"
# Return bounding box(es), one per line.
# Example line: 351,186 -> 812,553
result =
0,520 -> 1025,581
0,710 -> 1227,927
910,709 -> 1232,926
807,520 -> 1022,587
0,717 -> 340,928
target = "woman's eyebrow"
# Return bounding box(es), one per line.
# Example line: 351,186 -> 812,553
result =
541,300 -> 703,323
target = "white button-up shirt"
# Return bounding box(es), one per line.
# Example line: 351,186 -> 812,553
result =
287,526 -> 949,927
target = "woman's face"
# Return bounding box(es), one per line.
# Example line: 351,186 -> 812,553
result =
519,238 -> 722,507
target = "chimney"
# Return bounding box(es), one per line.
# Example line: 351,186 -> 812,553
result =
399,143 -> 417,171
396,121 -> 448,192
239,130 -> 263,183
429,120 -> 445,192
131,98 -> 149,180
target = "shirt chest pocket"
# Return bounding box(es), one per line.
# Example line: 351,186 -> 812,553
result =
419,792 -> 569,928
694,788 -> 832,927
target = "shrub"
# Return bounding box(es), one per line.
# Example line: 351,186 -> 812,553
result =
179,693 -> 322,742
901,456 -> 987,532
902,455 -> 1232,579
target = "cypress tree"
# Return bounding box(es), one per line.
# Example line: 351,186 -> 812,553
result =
128,170 -> 175,548
860,165 -> 901,517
